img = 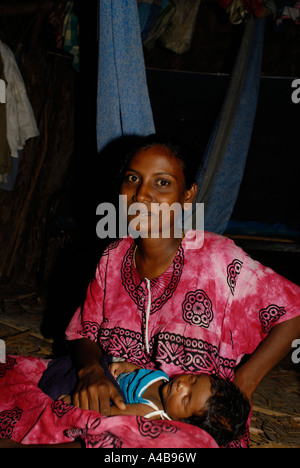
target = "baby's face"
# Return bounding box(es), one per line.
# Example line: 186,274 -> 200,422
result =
161,374 -> 212,420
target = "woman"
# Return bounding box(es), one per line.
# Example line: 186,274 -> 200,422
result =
65,135 -> 300,447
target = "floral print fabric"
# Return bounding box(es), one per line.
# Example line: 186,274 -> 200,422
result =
67,231 -> 300,380
65,231 -> 300,447
1,231 -> 299,448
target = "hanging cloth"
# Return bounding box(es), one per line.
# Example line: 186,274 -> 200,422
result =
193,17 -> 265,234
0,40 -> 39,159
0,40 -> 39,189
96,0 -> 155,153
0,53 -> 11,179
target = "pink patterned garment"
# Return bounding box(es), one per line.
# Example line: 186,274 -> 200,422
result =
0,355 -> 217,448
0,231 -> 299,448
66,230 -> 300,447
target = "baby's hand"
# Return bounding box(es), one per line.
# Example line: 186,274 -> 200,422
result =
109,362 -> 123,379
109,361 -> 141,379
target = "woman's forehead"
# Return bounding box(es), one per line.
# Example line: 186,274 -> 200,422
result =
128,145 -> 183,172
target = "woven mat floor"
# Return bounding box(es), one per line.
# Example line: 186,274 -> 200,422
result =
0,289 -> 299,448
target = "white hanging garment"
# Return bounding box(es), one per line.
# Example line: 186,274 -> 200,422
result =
0,40 -> 39,158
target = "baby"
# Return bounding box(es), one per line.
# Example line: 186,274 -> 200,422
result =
107,361 -> 250,446
58,359 -> 250,446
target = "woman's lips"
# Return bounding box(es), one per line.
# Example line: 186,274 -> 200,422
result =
130,202 -> 156,217
138,210 -> 153,217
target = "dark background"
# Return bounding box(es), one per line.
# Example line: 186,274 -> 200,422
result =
0,2 -> 299,345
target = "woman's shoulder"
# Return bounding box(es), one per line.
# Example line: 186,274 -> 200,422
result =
183,230 -> 245,257
94,237 -> 134,278
101,236 -> 134,257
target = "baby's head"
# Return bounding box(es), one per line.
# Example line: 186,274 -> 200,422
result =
161,373 -> 250,446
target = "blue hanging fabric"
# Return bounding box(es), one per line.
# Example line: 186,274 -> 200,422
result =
193,18 -> 265,234
97,0 -> 155,153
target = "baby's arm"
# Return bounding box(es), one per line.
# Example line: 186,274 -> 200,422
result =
110,403 -> 158,419
108,362 -> 161,419
109,361 -> 141,379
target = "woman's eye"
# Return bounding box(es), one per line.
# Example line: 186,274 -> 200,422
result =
126,174 -> 139,183
157,179 -> 171,187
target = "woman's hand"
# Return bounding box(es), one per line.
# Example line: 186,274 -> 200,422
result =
73,338 -> 126,416
73,361 -> 126,416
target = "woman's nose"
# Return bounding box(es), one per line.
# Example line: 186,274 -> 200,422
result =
134,182 -> 152,204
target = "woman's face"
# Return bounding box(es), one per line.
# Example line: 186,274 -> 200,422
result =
120,145 -> 196,237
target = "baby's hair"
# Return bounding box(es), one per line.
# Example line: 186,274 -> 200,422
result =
184,375 -> 250,447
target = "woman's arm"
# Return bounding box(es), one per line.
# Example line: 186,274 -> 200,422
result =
234,315 -> 300,401
72,338 -> 126,415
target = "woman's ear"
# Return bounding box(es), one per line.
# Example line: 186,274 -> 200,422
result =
183,182 -> 197,208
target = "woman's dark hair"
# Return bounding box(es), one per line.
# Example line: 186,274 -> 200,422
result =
184,375 -> 250,447
115,134 -> 200,191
